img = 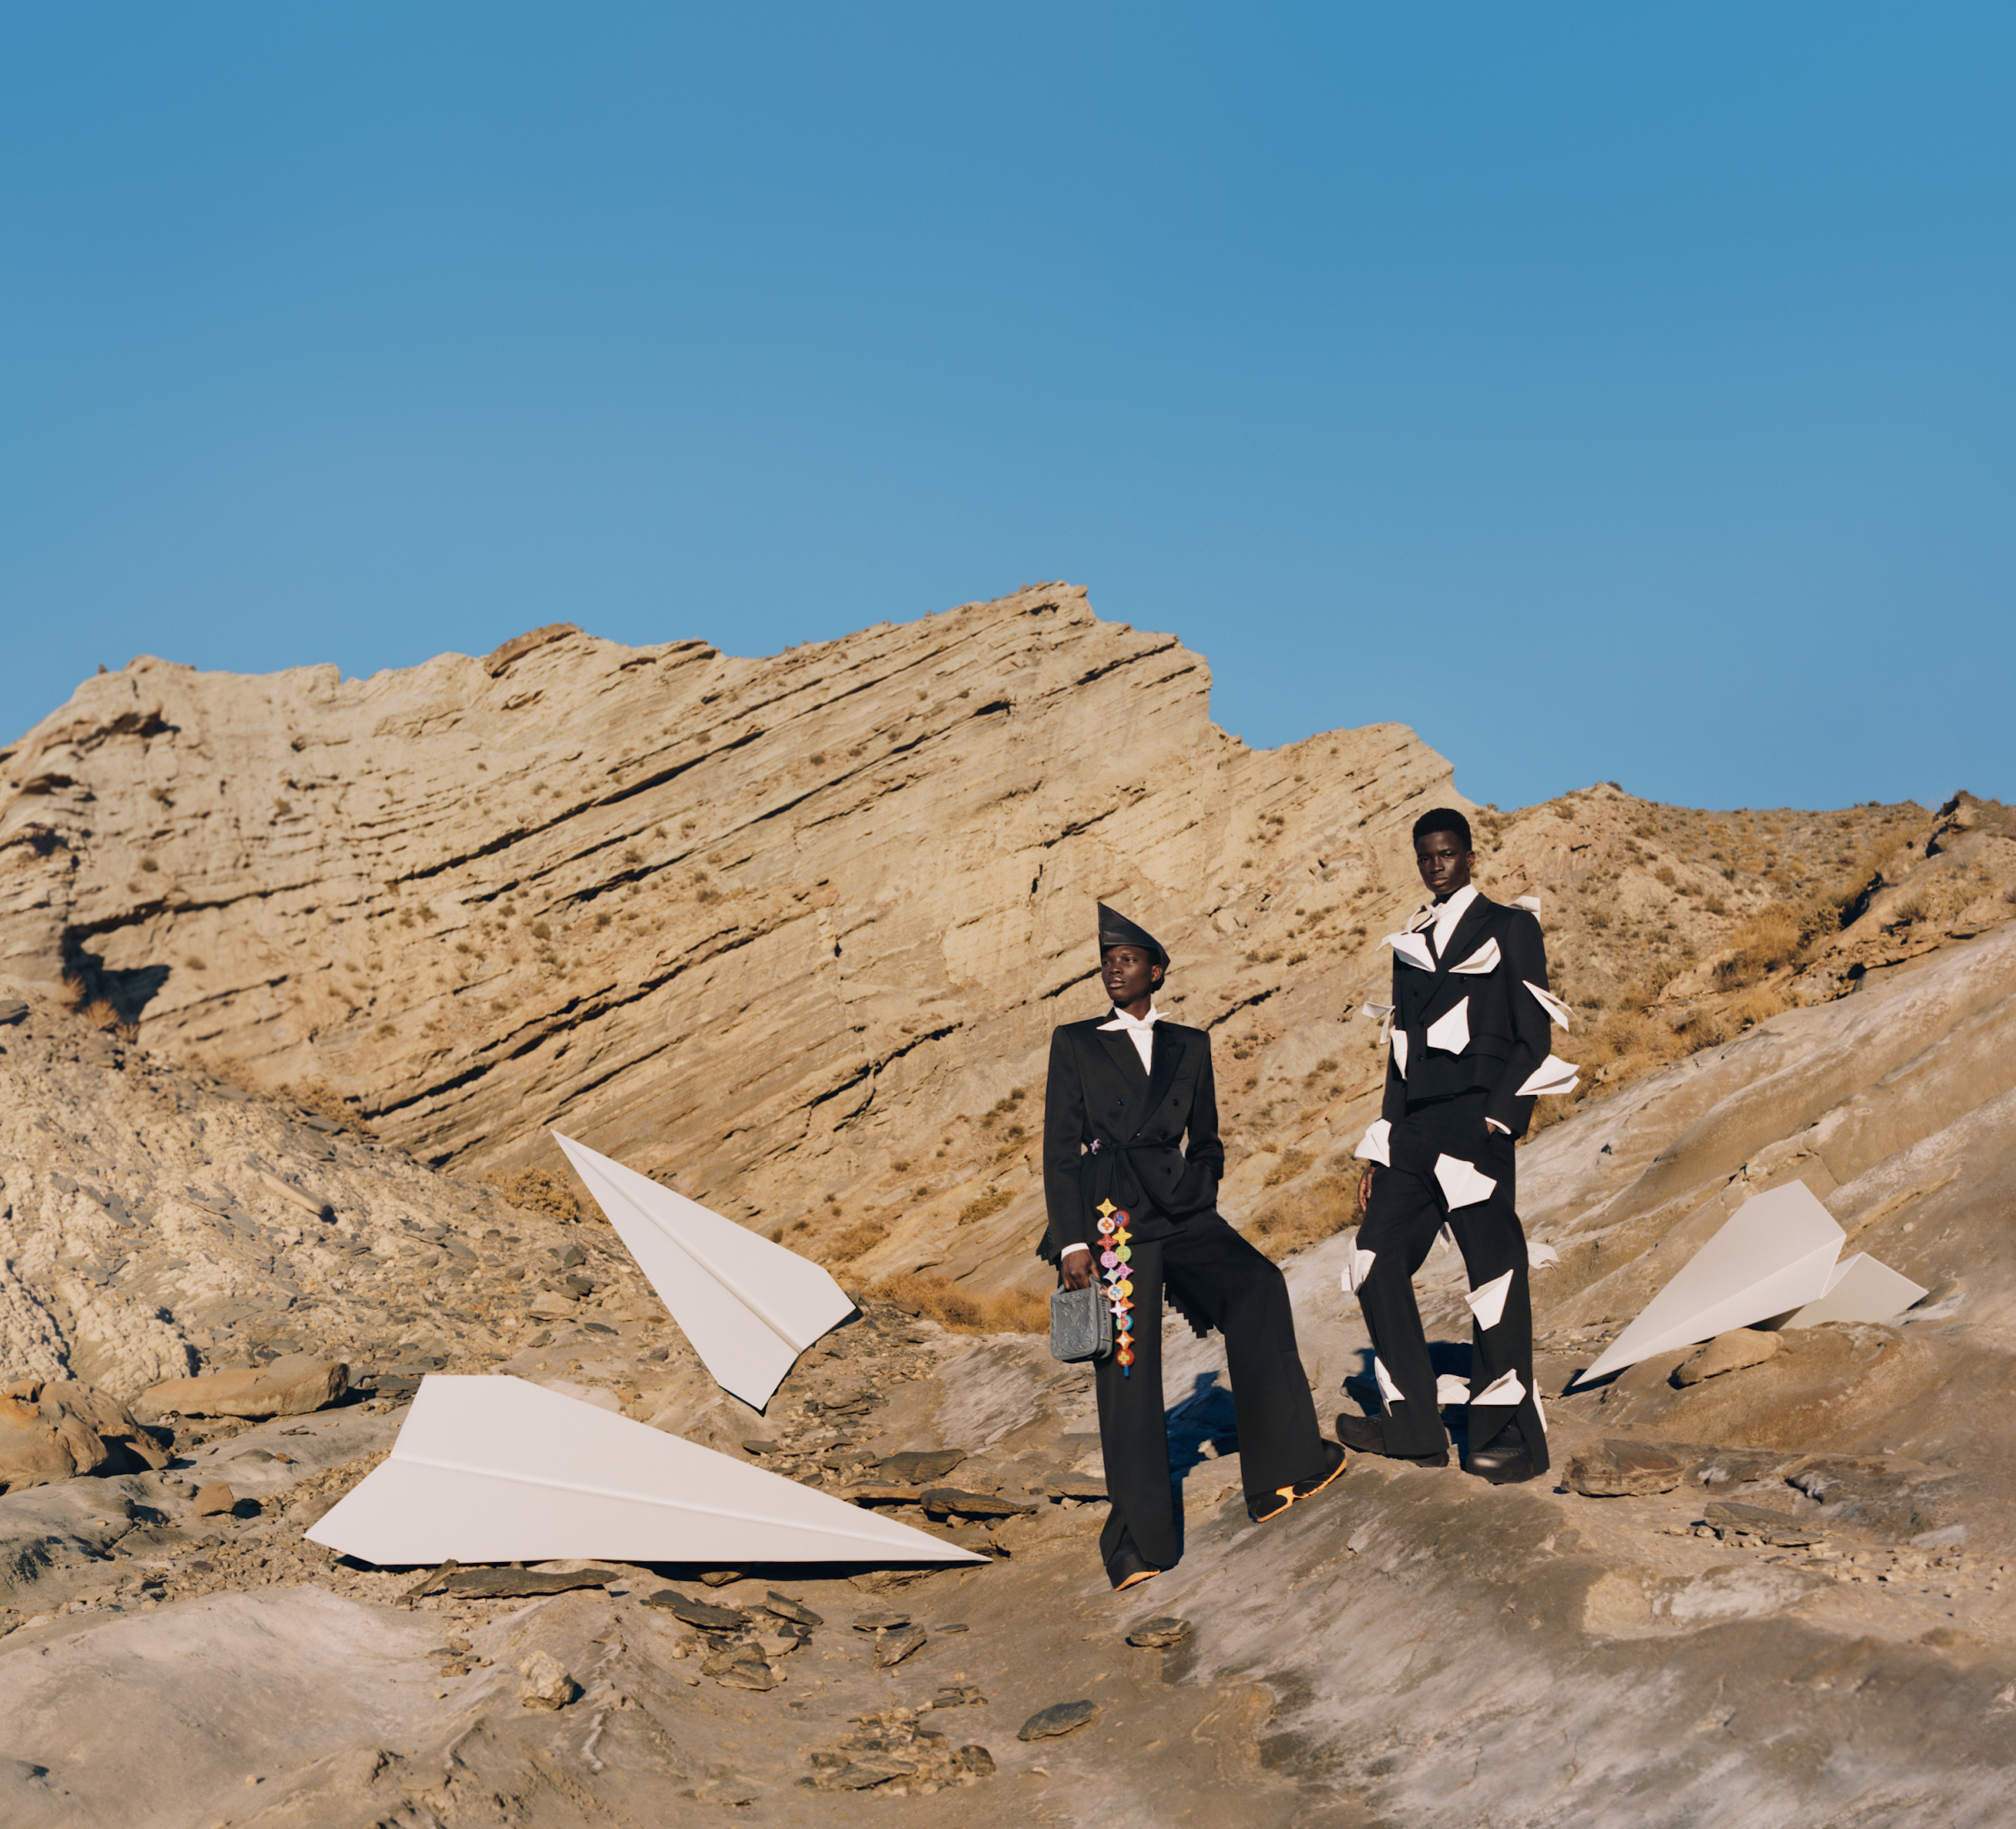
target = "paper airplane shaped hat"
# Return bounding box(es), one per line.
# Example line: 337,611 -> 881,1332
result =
308,1376 -> 985,1568
1097,902 -> 1168,968
1574,1181 -> 1926,1387
554,1132 -> 855,1410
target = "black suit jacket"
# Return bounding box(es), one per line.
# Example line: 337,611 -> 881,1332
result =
1040,1017 -> 1226,1264
1382,893 -> 1553,1138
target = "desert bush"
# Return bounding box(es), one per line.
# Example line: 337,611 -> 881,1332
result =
1714,905 -> 1802,988
825,1216 -> 889,1262
1247,1172 -> 1357,1258
1263,1147 -> 1313,1189
484,1166 -> 584,1221
78,998 -> 121,1031
957,1186 -> 1013,1226
866,1271 -> 1047,1334
282,1078 -> 376,1136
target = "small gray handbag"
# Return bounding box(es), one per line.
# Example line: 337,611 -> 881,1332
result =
1050,1284 -> 1113,1364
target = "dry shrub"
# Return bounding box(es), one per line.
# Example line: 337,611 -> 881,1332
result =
485,1166 -> 583,1221
78,998 -> 122,1032
1262,1147 -> 1313,1189
1724,982 -> 1795,1029
282,1077 -> 376,1136
824,1217 -> 890,1264
1715,905 -> 1802,988
867,1270 -> 1047,1334
957,1186 -> 1013,1227
1248,1172 -> 1357,1259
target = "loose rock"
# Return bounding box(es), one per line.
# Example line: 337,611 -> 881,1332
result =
878,1450 -> 967,1483
517,1651 -> 577,1709
1705,1501 -> 1826,1546
137,1356 -> 348,1422
1563,1439 -> 1688,1497
875,1625 -> 927,1669
919,1487 -> 1036,1520
191,1482 -> 237,1518
644,1590 -> 749,1631
759,1591 -> 824,1629
1018,1700 -> 1099,1741
1126,1616 -> 1191,1649
1677,1329 -> 1782,1386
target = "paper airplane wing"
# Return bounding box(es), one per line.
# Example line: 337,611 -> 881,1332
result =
1522,981 -> 1573,1028
306,1377 -> 984,1568
554,1132 -> 855,1410
1449,935 -> 1501,975
1425,997 -> 1471,1055
1514,894 -> 1542,913
1576,1182 -> 1844,1385
1516,1054 -> 1581,1098
1355,1119 -> 1393,1166
1779,1253 -> 1928,1328
1382,931 -> 1436,971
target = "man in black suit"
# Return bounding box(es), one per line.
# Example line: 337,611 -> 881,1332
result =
1343,809 -> 1575,1483
1044,903 -> 1345,1590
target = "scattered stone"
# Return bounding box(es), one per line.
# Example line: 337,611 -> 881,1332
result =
437,1566 -> 610,1599
1676,1330 -> 1782,1386
741,1438 -> 781,1456
527,1292 -> 575,1322
876,1625 -> 927,1669
1126,1616 -> 1191,1650
136,1356 -> 348,1422
853,1611 -> 911,1632
804,1710 -> 995,1793
516,1651 -> 577,1709
927,1685 -> 986,1708
1047,1477 -> 1110,1503
699,1570 -> 744,1588
1563,1439 -> 1689,1498
0,1000 -> 26,1026
843,1483 -> 922,1507
759,1591 -> 824,1629
644,1590 -> 750,1631
0,1379 -> 167,1493
878,1449 -> 967,1483
1705,1501 -> 1826,1546
253,1169 -> 333,1222
919,1487 -> 1036,1520
1017,1700 -> 1099,1741
190,1482 -> 237,1518
704,1648 -> 778,1691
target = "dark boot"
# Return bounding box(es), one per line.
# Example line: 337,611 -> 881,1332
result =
1335,1412 -> 1450,1467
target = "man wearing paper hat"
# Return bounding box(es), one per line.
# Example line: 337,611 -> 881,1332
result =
1344,809 -> 1578,1483
1043,902 -> 1345,1591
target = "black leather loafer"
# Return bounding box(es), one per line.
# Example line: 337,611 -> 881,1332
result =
1107,1545 -> 1161,1591
1334,1412 -> 1450,1468
1465,1425 -> 1539,1484
1251,1440 -> 1349,1522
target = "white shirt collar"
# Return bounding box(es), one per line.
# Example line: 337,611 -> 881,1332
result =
1097,1004 -> 1161,1072
1097,1004 -> 1162,1030
1419,883 -> 1478,956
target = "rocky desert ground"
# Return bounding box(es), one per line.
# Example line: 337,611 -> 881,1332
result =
1,587 -> 2013,1827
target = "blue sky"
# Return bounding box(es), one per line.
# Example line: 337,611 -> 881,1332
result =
3,5 -> 2010,810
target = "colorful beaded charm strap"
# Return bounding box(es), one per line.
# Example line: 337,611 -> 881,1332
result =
1095,1199 -> 1136,1376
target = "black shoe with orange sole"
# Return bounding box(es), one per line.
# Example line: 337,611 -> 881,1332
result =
1250,1440 -> 1349,1524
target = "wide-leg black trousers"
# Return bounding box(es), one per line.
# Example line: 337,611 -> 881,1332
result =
1093,1210 -> 1328,1582
1351,1092 -> 1549,1471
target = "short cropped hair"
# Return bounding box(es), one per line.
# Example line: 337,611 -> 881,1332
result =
1412,807 -> 1473,852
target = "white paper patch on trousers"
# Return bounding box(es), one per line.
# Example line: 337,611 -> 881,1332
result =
1355,1119 -> 1392,1167
1465,1268 -> 1515,1331
1425,998 -> 1470,1055
1343,1246 -> 1378,1295
1374,1356 -> 1404,1406
1472,1369 -> 1527,1408
1433,1153 -> 1497,1209
1435,1374 -> 1472,1406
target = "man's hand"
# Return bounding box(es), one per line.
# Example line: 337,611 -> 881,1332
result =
1357,1164 -> 1376,1213
1059,1248 -> 1095,1291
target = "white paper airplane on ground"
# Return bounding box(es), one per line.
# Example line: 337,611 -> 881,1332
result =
1574,1182 -> 1925,1387
554,1131 -> 855,1410
307,1376 -> 985,1568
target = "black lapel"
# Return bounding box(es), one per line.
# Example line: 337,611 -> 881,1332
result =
1431,895 -> 1497,985
1094,1024 -> 1148,1088
1138,1024 -> 1185,1125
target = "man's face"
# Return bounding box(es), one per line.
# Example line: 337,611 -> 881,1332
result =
1415,830 -> 1474,899
1101,945 -> 1163,1010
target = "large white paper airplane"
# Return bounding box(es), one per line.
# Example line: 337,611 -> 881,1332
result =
1574,1182 -> 1846,1386
1778,1252 -> 1927,1328
554,1131 -> 855,1410
307,1376 -> 985,1568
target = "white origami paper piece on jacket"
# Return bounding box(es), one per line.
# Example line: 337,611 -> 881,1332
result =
1450,936 -> 1501,975
1433,1153 -> 1497,1210
1354,1119 -> 1392,1166
307,1376 -> 984,1568
1425,998 -> 1471,1055
1472,1368 -> 1527,1408
554,1131 -> 855,1410
1778,1253 -> 1928,1328
1516,1054 -> 1581,1098
1384,930 -> 1437,972
1343,1246 -> 1378,1295
1391,1030 -> 1410,1079
1575,1182 -> 1846,1387
1515,894 -> 1542,913
1364,1000 -> 1395,1043
1466,1268 -> 1514,1331
1523,981 -> 1573,1027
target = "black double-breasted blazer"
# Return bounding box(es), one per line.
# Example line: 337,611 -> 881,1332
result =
1039,1017 -> 1226,1264
1382,892 -> 1554,1138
